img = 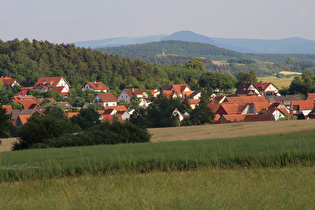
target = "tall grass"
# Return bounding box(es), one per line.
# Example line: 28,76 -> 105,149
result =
0,132 -> 314,182
0,167 -> 314,209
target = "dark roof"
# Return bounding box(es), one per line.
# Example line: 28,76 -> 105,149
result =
265,95 -> 303,102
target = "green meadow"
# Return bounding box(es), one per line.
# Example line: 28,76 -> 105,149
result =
0,131 -> 315,208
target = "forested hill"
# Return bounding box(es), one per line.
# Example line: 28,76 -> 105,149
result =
0,39 -> 206,93
99,40 -> 315,63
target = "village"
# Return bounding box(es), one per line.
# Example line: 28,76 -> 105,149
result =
1,75 -> 315,128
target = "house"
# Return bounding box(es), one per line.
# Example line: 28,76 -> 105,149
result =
15,114 -> 32,127
102,105 -> 128,112
224,95 -> 268,104
161,90 -> 177,99
290,100 -> 315,116
146,89 -> 160,98
54,101 -> 73,111
81,82 -> 109,92
9,95 -> 41,109
117,88 -> 148,107
243,114 -> 275,122
265,94 -> 303,109
161,84 -> 191,98
213,95 -> 226,104
235,83 -> 261,96
255,82 -> 280,96
0,76 -> 21,90
218,114 -> 247,123
268,107 -> 290,121
2,105 -> 13,116
92,93 -> 117,107
11,107 -> 46,121
15,87 -> 33,96
305,93 -> 315,101
33,77 -> 71,97
188,99 -> 200,109
172,108 -> 184,122
65,112 -> 79,118
101,114 -> 123,122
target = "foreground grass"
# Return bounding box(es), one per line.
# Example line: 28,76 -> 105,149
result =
0,132 -> 314,182
0,167 -> 314,209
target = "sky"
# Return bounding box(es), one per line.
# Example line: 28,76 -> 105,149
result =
1,0 -> 315,44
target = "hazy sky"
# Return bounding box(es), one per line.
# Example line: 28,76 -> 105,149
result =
1,0 -> 314,44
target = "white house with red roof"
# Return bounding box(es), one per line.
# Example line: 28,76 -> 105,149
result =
255,82 -> 280,96
117,88 -> 148,107
92,93 -> 117,107
34,77 -> 71,97
0,76 -> 21,90
81,81 -> 109,92
235,83 -> 260,96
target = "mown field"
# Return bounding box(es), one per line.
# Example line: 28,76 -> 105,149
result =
258,76 -> 294,88
1,121 -> 315,208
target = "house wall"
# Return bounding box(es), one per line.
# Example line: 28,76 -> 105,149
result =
57,78 -> 70,91
118,90 -> 131,103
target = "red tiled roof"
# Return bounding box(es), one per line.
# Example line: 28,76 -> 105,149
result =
86,82 -> 109,90
253,102 -> 271,112
188,99 -> 200,105
306,93 -> 315,101
34,77 -> 63,88
124,88 -> 143,97
207,104 -> 221,114
225,95 -> 268,104
96,93 -> 117,103
103,105 -> 128,112
2,105 -> 13,115
162,90 -> 176,99
172,84 -> 191,94
277,108 -> 290,117
220,103 -> 240,115
220,114 -> 247,122
292,100 -> 315,111
0,77 -> 20,86
243,114 -> 273,122
17,114 -> 32,125
102,114 -> 122,122
65,112 -> 79,118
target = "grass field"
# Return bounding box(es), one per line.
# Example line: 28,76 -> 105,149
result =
258,76 -> 294,88
1,121 -> 315,208
0,167 -> 314,209
257,76 -> 294,88
1,131 -> 314,182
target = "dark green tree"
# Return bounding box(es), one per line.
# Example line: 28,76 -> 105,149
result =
189,89 -> 214,125
0,105 -> 10,138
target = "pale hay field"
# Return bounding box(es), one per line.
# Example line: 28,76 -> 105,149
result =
149,120 -> 315,142
258,76 -> 294,88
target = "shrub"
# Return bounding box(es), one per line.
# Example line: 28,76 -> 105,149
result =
32,122 -> 151,149
14,116 -> 73,150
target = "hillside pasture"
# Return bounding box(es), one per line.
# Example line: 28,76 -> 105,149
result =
258,76 -> 294,88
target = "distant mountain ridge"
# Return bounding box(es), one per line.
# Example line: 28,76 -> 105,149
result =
73,30 -> 315,54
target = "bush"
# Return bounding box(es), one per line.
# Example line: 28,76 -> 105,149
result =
31,122 -> 151,149
14,116 -> 73,150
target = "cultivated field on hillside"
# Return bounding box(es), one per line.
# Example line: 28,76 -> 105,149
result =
149,120 -> 315,142
258,76 -> 294,88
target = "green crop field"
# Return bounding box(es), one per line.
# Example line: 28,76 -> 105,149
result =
258,76 -> 294,88
1,131 -> 315,208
